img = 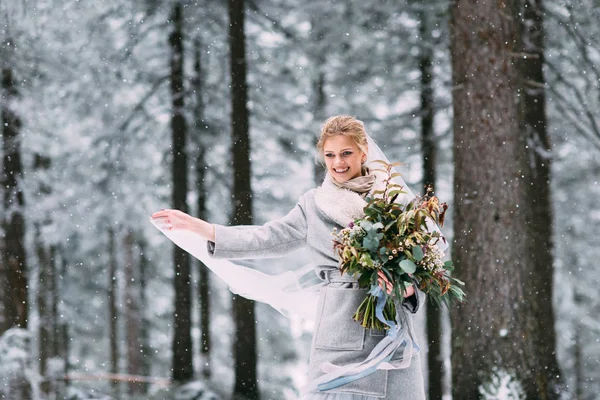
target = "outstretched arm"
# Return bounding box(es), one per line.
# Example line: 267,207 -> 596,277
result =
151,209 -> 215,241
151,193 -> 308,259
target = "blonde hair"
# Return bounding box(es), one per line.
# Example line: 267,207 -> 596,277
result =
316,115 -> 369,157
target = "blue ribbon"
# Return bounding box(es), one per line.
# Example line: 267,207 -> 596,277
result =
317,285 -> 404,392
317,353 -> 394,391
369,285 -> 396,335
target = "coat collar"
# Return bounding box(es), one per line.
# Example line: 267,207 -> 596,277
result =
314,170 -> 387,227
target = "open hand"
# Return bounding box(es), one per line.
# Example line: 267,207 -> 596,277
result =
150,209 -> 194,231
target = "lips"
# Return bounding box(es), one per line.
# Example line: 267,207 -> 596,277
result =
334,167 -> 349,173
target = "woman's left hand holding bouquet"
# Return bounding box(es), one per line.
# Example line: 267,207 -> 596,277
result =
150,209 -> 215,241
377,270 -> 415,298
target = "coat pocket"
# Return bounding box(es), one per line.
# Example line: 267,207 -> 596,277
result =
314,287 -> 367,351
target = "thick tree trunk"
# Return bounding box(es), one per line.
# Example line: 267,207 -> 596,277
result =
517,2 -> 563,395
1,51 -> 28,335
228,0 -> 259,397
450,1 -> 562,398
107,227 -> 120,398
418,9 -> 443,400
169,1 -> 194,382
193,37 -> 212,380
124,229 -> 144,395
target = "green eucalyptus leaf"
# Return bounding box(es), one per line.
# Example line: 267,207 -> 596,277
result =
412,246 -> 424,261
400,259 -> 417,274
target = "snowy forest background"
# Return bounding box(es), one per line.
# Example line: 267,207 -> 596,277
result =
0,0 -> 598,399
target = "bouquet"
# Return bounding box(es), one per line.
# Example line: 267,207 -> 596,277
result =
332,161 -> 466,331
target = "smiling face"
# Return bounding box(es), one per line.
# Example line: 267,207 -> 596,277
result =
323,135 -> 367,183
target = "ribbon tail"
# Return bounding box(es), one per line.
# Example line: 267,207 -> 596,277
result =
308,286 -> 417,393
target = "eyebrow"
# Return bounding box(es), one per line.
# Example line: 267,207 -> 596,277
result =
324,148 -> 354,153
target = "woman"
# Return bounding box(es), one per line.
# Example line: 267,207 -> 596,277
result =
151,116 -> 430,399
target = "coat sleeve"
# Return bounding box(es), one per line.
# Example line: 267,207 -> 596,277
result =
206,194 -> 308,259
402,278 -> 425,314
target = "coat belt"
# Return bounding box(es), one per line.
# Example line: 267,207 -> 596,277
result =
321,269 -> 358,284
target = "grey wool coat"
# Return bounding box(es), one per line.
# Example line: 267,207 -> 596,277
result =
208,173 -> 426,399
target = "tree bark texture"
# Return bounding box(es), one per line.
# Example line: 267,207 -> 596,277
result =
193,37 -> 212,380
1,54 -> 28,335
517,1 -> 563,395
229,0 -> 259,397
169,1 -> 194,382
450,0 -> 562,398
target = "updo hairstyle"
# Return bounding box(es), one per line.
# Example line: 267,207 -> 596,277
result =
316,116 -> 369,158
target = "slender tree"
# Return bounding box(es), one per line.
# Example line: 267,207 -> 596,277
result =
417,8 -> 444,400
192,37 -> 212,379
169,0 -> 194,382
229,0 -> 259,397
107,227 -> 120,398
137,237 -> 151,392
124,229 -> 144,394
310,17 -> 327,186
33,153 -> 57,396
450,0 -> 563,398
0,37 -> 28,336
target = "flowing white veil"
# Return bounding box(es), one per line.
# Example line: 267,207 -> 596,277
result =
149,132 -> 446,323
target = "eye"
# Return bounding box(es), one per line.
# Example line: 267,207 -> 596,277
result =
342,151 -> 353,157
324,153 -> 334,158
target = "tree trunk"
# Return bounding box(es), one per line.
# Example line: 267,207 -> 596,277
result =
310,18 -> 327,186
56,246 -> 69,397
573,291 -> 583,400
108,227 -> 120,398
228,0 -> 259,397
36,224 -> 53,395
0,44 -> 28,335
138,238 -> 151,393
312,71 -> 326,186
418,9 -> 443,400
450,1 -> 562,398
33,153 -> 56,396
193,37 -> 212,380
169,1 -> 193,382
517,1 -> 563,395
124,229 -> 144,395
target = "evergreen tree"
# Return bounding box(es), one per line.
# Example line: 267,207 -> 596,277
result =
450,0 -> 563,397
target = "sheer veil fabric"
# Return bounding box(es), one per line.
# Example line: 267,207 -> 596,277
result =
150,133 -> 446,398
